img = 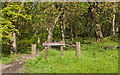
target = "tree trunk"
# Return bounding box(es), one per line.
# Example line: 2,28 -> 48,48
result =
48,28 -> 53,42
17,19 -> 22,40
94,24 -> 103,42
75,25 -> 77,39
113,11 -> 116,36
60,15 -> 65,42
13,31 -> 17,52
8,31 -> 17,52
47,28 -> 53,48
47,3 -> 66,46
71,24 -> 74,41
63,15 -> 66,41
63,24 -> 65,41
61,21 -> 64,41
9,32 -> 13,54
115,23 -> 119,35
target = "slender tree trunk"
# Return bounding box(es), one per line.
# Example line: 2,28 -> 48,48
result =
13,31 -> 17,52
48,28 -> 54,42
60,14 -> 65,42
47,28 -> 53,48
88,22 -> 92,40
63,15 -> 66,41
9,31 -> 17,53
113,11 -> 116,36
17,19 -> 22,40
9,32 -> 13,54
74,23 -> 78,39
61,21 -> 65,41
63,22 -> 65,41
115,23 -> 119,35
71,24 -> 74,41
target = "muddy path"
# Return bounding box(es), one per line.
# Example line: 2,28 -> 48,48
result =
1,50 -> 41,74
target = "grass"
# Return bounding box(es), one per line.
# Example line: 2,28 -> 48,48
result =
1,54 -> 14,64
24,42 -> 118,73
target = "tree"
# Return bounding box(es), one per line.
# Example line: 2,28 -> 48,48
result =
2,2 -> 31,54
47,2 -> 66,43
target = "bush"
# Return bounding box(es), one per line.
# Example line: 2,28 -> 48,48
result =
2,54 -> 14,64
102,35 -> 119,42
17,38 -> 33,53
17,38 -> 33,48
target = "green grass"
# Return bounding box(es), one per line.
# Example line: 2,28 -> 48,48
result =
24,42 -> 118,73
1,54 -> 14,64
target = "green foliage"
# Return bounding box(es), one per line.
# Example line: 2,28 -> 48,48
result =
2,44 -> 10,55
36,44 -> 44,50
103,36 -> 119,42
17,37 -> 45,54
1,54 -> 14,64
53,25 -> 61,42
2,2 -> 31,45
17,38 -> 33,48
17,38 -> 33,54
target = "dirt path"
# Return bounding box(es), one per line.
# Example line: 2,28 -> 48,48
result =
1,50 -> 40,73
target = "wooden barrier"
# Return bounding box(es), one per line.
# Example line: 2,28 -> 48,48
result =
43,41 -> 65,59
103,46 -> 120,50
31,44 -> 36,60
76,42 -> 81,57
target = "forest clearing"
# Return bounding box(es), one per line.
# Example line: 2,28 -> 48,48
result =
1,1 -> 120,74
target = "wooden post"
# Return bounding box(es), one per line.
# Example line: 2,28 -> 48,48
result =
38,38 -> 40,43
61,45 -> 63,56
31,44 -> 36,60
76,42 -> 81,57
45,46 -> 47,59
105,47 -> 108,51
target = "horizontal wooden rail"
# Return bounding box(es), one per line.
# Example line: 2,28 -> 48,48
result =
103,46 -> 120,50
43,42 -> 65,46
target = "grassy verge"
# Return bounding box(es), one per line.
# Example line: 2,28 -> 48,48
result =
24,42 -> 118,73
